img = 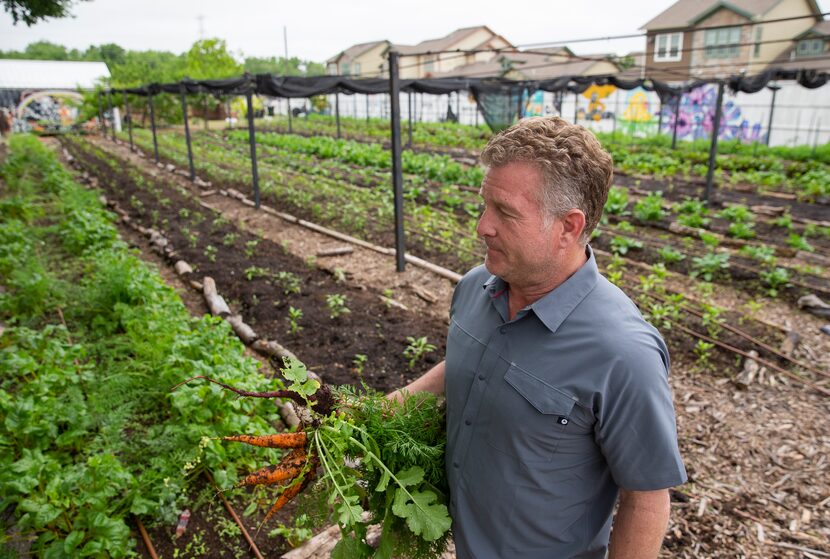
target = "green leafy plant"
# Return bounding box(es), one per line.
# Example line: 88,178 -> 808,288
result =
244,239 -> 260,258
204,244 -> 218,262
275,271 -> 302,295
222,232 -> 239,246
657,245 -> 686,264
610,235 -> 643,255
352,353 -> 368,376
326,293 -> 350,319
287,306 -> 303,334
244,266 -> 270,281
603,186 -> 629,215
694,340 -> 715,368
691,252 -> 730,281
632,192 -> 665,222
727,221 -> 756,239
787,233 -> 814,252
403,336 -> 436,370
759,267 -> 791,297
740,245 -> 777,265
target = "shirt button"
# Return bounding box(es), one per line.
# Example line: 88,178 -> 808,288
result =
478,374 -> 485,380
465,419 -> 472,426
499,326 -> 507,334
453,462 -> 459,469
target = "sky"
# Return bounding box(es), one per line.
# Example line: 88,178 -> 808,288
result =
2,0 -> 829,63
3,0 -> 826,63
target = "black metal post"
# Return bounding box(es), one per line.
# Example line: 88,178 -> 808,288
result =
107,90 -> 115,141
704,81 -> 725,205
98,91 -> 105,134
765,84 -> 780,146
388,51 -> 406,272
517,88 -> 524,123
573,91 -> 578,123
287,98 -> 293,133
204,96 -> 209,131
245,86 -> 261,208
124,92 -> 134,151
407,92 -> 413,148
148,93 -> 159,163
180,83 -> 195,182
456,91 -> 461,123
335,93 -> 341,139
366,95 -> 370,123
671,93 -> 681,150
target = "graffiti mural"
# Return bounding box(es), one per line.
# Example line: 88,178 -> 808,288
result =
662,85 -> 762,142
522,90 -> 545,117
13,91 -> 91,134
579,84 -> 616,121
618,87 -> 658,135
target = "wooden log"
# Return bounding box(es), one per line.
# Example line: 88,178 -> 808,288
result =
316,246 -> 354,257
189,279 -> 203,291
241,198 -> 256,207
780,331 -> 801,357
199,190 -> 217,197
734,350 -> 761,389
226,314 -> 258,345
380,295 -> 408,311
226,188 -> 245,200
251,339 -> 297,361
412,285 -> 438,304
202,277 -> 231,317
750,204 -> 786,217
174,260 -> 193,276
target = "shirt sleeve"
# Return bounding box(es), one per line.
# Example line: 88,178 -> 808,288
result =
594,334 -> 687,491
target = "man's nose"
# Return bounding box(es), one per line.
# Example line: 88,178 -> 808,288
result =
476,210 -> 495,238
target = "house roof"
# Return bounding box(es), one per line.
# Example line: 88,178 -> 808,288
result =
433,51 -> 618,80
618,51 -> 647,79
798,19 -> 830,37
640,0 -> 818,30
326,40 -> 389,64
0,59 -> 110,90
394,26 -> 505,55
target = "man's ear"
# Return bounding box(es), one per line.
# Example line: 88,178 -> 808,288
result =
558,209 -> 586,246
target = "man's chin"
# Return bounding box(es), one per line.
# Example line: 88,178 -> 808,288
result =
483,253 -> 505,277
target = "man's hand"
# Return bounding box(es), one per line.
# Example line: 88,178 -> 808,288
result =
608,488 -> 670,559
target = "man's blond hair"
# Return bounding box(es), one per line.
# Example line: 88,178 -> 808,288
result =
480,116 -> 613,244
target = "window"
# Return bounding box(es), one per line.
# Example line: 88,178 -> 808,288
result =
754,27 -> 762,57
796,38 -> 825,57
353,62 -> 361,75
423,57 -> 435,74
654,32 -> 683,61
341,62 -> 350,75
704,26 -> 742,58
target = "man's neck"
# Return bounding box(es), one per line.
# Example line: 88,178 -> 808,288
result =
507,248 -> 588,320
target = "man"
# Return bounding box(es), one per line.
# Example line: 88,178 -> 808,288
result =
392,117 -> 686,558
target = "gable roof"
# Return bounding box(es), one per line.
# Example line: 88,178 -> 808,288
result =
796,19 -> 830,38
0,59 -> 110,90
326,40 -> 389,64
640,0 -> 820,31
394,26 -> 506,55
433,51 -> 618,80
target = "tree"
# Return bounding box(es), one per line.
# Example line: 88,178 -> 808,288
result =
243,56 -> 325,77
184,38 -> 242,80
2,0 -> 88,25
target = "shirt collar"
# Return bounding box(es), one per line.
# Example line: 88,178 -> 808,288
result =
481,245 -> 600,333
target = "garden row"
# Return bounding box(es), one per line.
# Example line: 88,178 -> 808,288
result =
0,135 -> 291,557
120,127 -> 830,310
90,132 -> 829,397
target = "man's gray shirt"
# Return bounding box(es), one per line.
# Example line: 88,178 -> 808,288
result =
445,247 -> 687,559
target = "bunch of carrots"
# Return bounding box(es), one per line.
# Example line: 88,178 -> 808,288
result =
173,358 -> 451,559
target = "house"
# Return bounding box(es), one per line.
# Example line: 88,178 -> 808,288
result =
325,40 -> 391,78
767,19 -> 830,70
326,27 -> 513,80
393,26 -> 514,78
433,47 -> 620,80
640,0 -> 824,81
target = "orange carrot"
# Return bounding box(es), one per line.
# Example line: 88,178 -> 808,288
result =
223,432 -> 307,449
260,478 -> 305,526
236,449 -> 308,488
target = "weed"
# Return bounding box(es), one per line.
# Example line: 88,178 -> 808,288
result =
287,306 -> 303,334
403,336 -> 436,369
326,293 -> 350,318
352,354 -> 368,376
204,245 -> 217,262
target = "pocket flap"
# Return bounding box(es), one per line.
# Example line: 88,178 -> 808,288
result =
504,366 -> 576,416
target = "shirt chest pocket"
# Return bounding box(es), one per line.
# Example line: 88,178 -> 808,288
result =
485,364 -> 578,464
